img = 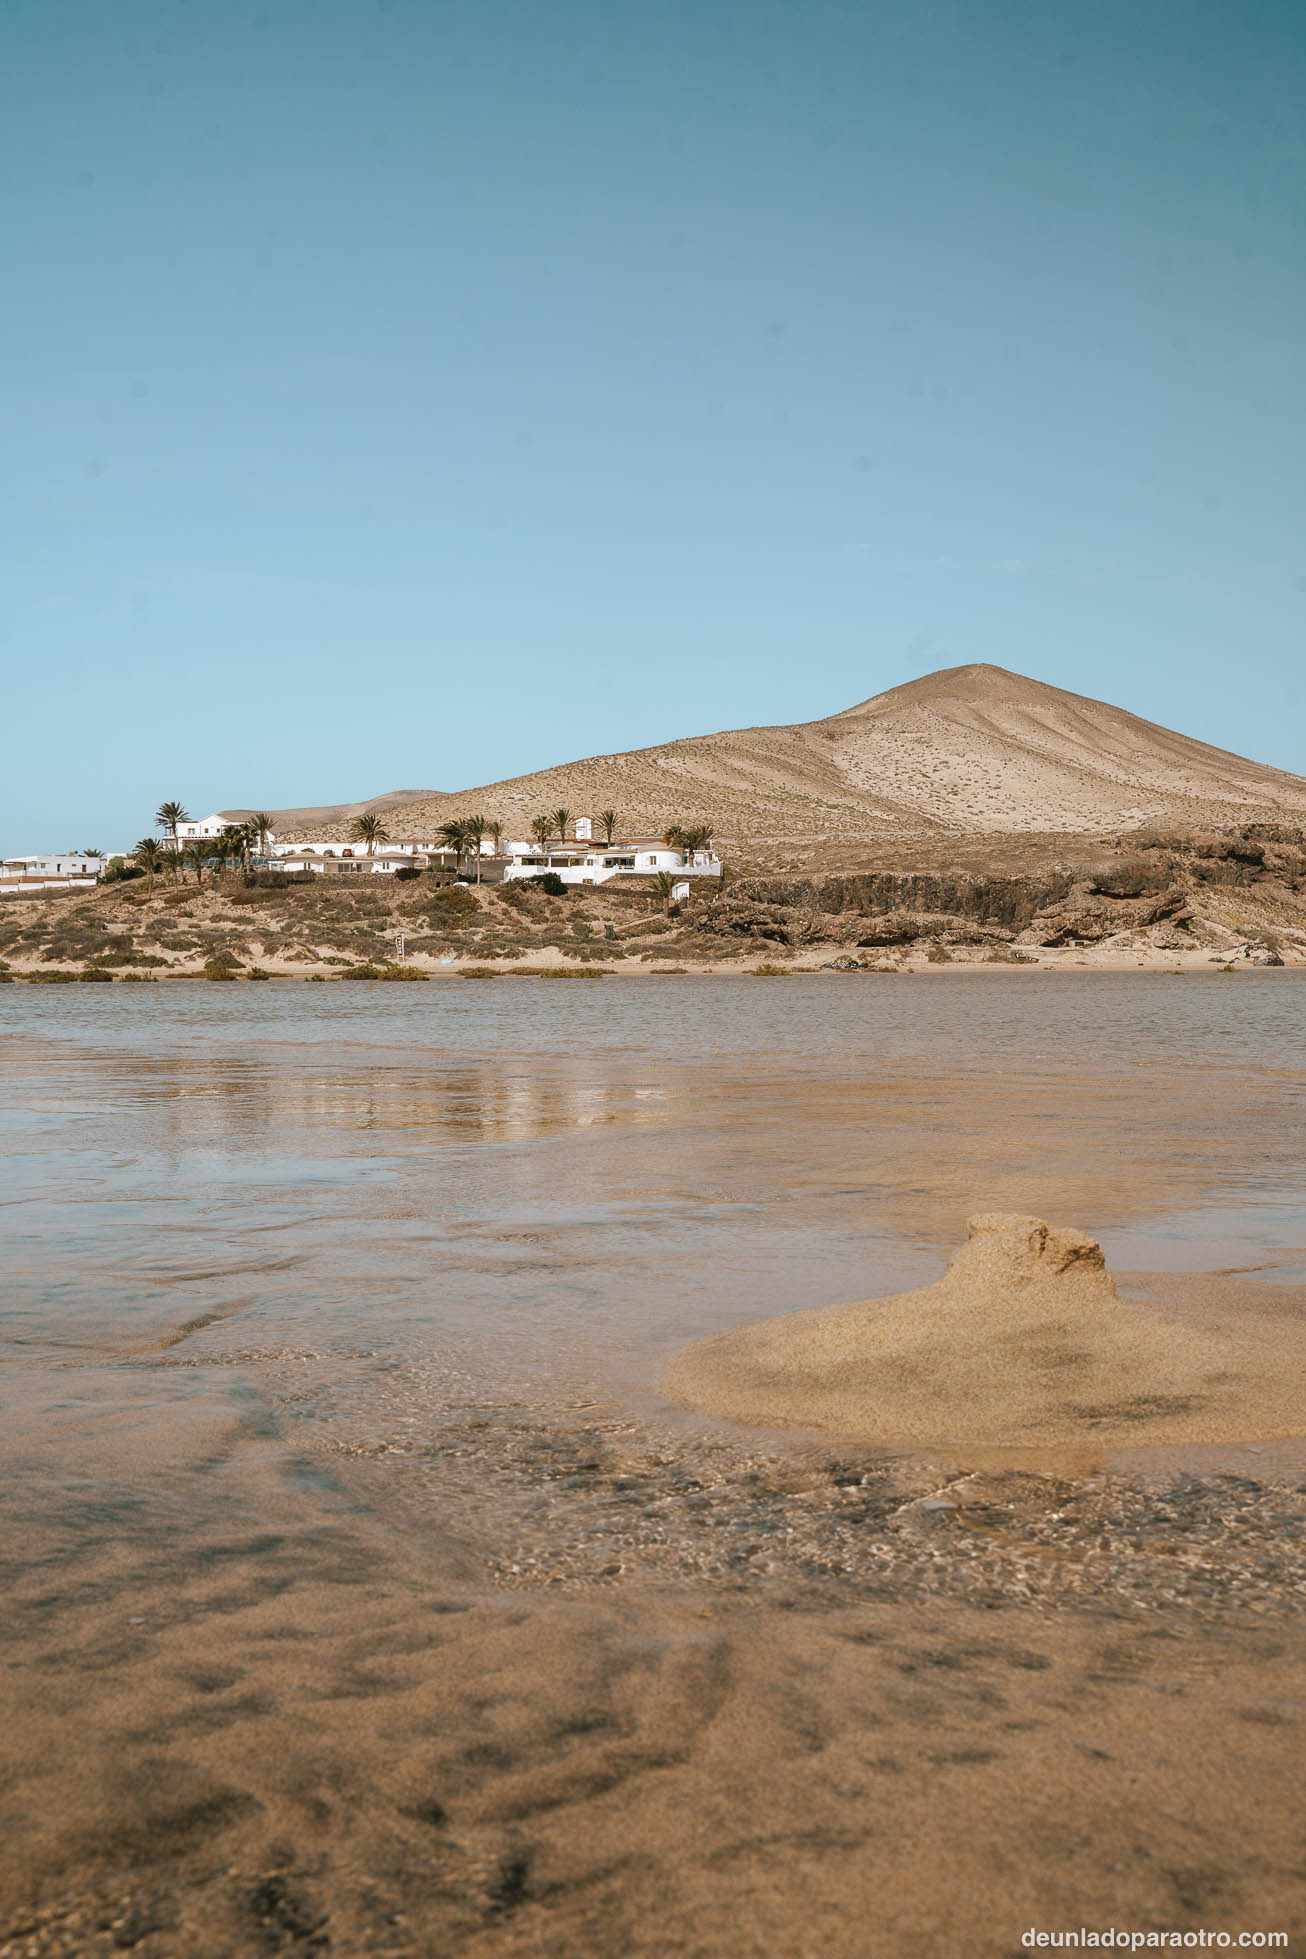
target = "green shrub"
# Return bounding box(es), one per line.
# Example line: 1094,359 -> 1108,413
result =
380,964 -> 428,980
246,966 -> 271,980
426,885 -> 481,915
0,972 -> 13,984
305,973 -> 326,982
458,962 -> 607,979
925,942 -> 953,963
750,961 -> 788,976
537,966 -> 605,979
29,971 -> 76,984
203,957 -> 239,981
96,946 -> 167,968
79,967 -> 115,982
394,864 -> 422,882
527,872 -> 567,896
119,972 -> 158,982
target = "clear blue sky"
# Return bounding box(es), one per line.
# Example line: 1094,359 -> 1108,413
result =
3,0 -> 1303,850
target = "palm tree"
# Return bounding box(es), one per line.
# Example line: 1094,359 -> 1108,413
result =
81,847 -> 105,860
213,825 -> 246,874
551,808 -> 572,846
349,811 -> 389,856
530,814 -> 553,854
486,819 -> 503,859
662,822 -> 713,863
599,810 -> 618,846
249,812 -> 273,861
134,838 -> 164,894
155,802 -> 191,857
436,818 -> 470,874
463,812 -> 490,883
183,840 -> 209,886
652,869 -> 678,913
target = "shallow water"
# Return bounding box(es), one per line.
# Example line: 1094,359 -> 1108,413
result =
3,975 -> 1305,1387
4,976 -> 1306,1952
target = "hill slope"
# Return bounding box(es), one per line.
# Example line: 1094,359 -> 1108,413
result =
277,665 -> 1306,860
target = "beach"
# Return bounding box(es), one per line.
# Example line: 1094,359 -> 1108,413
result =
2,977 -> 1305,1955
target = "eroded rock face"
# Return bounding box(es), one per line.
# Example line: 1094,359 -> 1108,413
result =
1017,882 -> 1193,947
834,912 -> 1008,948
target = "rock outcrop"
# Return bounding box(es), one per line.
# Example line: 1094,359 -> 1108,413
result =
1016,881 -> 1193,947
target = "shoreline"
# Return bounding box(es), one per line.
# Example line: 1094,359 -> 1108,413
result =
3,959 -> 1301,981
3,940 -> 1303,982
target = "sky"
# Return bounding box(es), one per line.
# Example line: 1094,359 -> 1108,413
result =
2,0 -> 1303,850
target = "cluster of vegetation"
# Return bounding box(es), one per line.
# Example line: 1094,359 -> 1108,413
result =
338,963 -> 429,981
456,964 -> 609,980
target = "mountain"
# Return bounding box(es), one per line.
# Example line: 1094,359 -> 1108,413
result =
276,666 -> 1306,861
221,789 -> 437,833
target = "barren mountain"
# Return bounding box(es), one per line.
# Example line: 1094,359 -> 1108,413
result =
221,788 -> 434,833
277,665 -> 1306,864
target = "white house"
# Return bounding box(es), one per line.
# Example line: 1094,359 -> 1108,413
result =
501,833 -> 721,888
170,813 -> 277,845
171,813 -> 232,841
269,841 -> 438,876
0,853 -> 106,897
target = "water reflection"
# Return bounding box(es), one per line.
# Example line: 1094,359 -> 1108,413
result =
1,980 -> 1303,1394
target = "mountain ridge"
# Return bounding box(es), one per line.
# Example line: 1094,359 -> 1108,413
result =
274,665 -> 1306,862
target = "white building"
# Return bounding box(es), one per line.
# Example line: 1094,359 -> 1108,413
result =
171,813 -> 232,841
501,833 -> 721,888
171,813 -> 277,844
269,841 -> 440,876
0,853 -> 106,897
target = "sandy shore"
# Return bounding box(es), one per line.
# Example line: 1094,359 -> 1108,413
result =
4,1353 -> 1306,1958
3,990 -> 1305,1955
3,941 -> 1303,979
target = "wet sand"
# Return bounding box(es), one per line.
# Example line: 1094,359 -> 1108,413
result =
2,979 -> 1305,1955
662,1212 -> 1306,1448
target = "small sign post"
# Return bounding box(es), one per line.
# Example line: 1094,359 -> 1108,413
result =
395,933 -> 405,964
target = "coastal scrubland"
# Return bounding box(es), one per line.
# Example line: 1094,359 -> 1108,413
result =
2,822 -> 1304,979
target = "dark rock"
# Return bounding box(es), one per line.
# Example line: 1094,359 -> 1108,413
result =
1018,882 -> 1193,948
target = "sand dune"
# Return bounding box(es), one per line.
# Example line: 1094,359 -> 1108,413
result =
662,1212 -> 1306,1450
274,664 -> 1306,854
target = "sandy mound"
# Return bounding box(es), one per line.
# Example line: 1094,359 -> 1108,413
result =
285,663 -> 1306,849
661,1213 -> 1306,1448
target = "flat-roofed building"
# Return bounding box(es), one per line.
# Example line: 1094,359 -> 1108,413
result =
0,852 -> 107,897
